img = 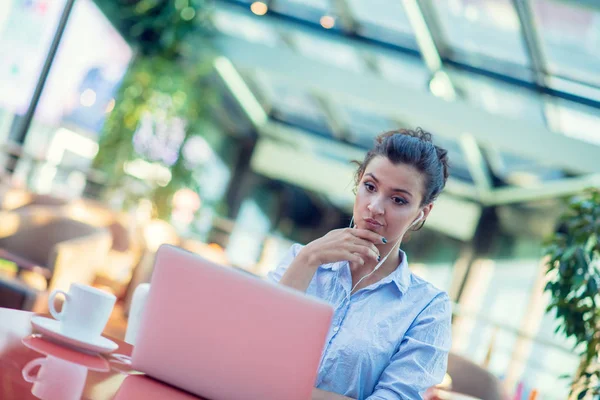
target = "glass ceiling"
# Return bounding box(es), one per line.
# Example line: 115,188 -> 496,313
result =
532,0 -> 600,87
430,0 -> 532,76
213,0 -> 600,191
346,0 -> 418,48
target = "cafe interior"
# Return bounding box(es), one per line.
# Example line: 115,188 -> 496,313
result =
1,0 -> 600,399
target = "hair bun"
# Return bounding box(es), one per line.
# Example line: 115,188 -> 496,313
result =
435,146 -> 450,183
375,127 -> 433,145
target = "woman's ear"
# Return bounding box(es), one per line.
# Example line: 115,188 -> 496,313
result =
422,203 -> 434,221
410,203 -> 434,231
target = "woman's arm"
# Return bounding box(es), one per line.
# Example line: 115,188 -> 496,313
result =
366,293 -> 452,400
312,388 -> 355,400
278,229 -> 383,292
278,250 -> 320,292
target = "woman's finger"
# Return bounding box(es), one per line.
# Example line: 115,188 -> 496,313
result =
346,228 -> 386,245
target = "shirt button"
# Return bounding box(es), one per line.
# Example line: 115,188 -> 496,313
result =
333,326 -> 339,332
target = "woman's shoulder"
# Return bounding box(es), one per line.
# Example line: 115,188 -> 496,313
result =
407,273 -> 451,306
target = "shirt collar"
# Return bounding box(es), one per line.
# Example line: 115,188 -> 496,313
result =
320,249 -> 412,293
390,249 -> 411,293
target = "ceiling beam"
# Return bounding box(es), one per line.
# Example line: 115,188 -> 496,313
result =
215,34 -> 600,175
402,0 -> 457,102
212,53 -> 600,209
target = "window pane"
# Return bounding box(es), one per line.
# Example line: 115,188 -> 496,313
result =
254,74 -> 333,136
432,136 -> 474,184
0,0 -> 67,116
449,69 -> 545,124
485,149 -> 566,186
431,0 -> 530,73
272,0 -> 330,22
9,0 -> 132,194
454,256 -> 579,400
547,99 -> 600,146
376,53 -> 429,91
214,10 -> 282,47
410,262 -> 454,293
346,0 -> 418,48
292,31 -> 366,72
533,0 -> 600,87
337,104 -> 396,149
520,291 -> 580,400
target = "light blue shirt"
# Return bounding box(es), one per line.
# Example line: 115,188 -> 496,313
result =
267,244 -> 452,400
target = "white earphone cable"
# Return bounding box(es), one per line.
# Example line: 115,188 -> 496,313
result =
333,211 -> 423,308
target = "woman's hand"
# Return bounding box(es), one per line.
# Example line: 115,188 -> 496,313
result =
279,228 -> 384,293
299,228 -> 384,268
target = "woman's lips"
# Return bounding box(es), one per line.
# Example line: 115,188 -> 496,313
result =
364,218 -> 383,230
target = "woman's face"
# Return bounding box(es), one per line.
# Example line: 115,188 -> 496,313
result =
353,156 -> 432,242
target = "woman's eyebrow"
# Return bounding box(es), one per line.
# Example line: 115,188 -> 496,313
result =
365,173 -> 413,198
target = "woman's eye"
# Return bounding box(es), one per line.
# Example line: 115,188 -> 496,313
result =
364,183 -> 375,192
392,197 -> 407,205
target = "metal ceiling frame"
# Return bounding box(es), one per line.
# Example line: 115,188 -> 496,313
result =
215,34 -> 600,174
213,54 -> 600,207
401,0 -> 494,197
211,3 -> 600,207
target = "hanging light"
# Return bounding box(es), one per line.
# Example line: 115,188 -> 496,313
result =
250,2 -> 268,16
320,15 -> 335,29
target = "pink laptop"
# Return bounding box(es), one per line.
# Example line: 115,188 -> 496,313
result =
131,244 -> 334,400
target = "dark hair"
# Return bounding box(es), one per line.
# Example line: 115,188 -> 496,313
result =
354,128 -> 450,206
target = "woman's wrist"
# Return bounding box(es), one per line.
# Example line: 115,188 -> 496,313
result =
278,248 -> 321,292
296,246 -> 321,270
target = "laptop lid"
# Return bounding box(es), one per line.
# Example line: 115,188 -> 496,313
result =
132,245 -> 333,400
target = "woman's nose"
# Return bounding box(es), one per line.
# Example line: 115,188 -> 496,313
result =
367,197 -> 384,215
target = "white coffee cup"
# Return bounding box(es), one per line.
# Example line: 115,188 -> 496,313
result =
22,356 -> 88,400
48,283 -> 116,340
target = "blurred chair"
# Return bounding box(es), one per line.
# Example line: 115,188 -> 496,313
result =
0,187 -> 70,211
446,353 -> 507,400
0,278 -> 38,311
61,200 -> 145,299
0,207 -> 112,310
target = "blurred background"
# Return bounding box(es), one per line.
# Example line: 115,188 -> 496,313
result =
0,0 -> 599,399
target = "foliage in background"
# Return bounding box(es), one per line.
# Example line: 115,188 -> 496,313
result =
543,188 -> 600,399
91,0 -> 215,219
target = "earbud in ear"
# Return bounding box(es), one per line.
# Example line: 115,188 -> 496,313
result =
409,211 -> 425,229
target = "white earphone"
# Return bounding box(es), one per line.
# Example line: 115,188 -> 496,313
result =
408,210 -> 425,230
339,209 -> 425,303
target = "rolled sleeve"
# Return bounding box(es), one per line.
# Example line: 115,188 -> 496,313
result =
366,293 -> 452,400
266,243 -> 304,284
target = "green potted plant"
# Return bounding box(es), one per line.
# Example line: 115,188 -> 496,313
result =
544,188 -> 600,399
91,0 -> 215,219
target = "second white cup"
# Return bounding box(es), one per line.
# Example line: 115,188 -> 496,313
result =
48,283 -> 116,340
22,356 -> 88,400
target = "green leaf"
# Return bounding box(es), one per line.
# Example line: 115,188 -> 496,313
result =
562,247 -> 577,262
554,325 -> 563,335
587,278 -> 598,295
559,261 -> 569,275
577,389 -> 587,400
585,234 -> 598,253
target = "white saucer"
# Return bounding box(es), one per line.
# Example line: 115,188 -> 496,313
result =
31,316 -> 119,354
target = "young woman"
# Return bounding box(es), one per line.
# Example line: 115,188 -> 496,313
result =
268,128 -> 452,400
